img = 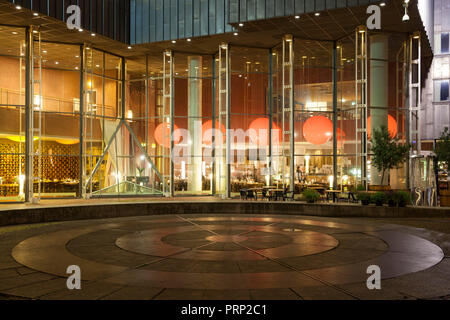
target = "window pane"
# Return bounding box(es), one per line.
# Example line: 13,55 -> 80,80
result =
441,81 -> 449,101
441,33 -> 449,54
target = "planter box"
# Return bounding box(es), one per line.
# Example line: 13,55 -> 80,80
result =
441,190 -> 450,207
369,185 -> 391,192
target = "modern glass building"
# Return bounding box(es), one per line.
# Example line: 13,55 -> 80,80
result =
0,0 -> 434,202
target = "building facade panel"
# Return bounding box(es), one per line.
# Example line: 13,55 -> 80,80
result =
229,0 -> 380,23
8,0 -> 130,43
130,0 -> 235,44
422,0 -> 450,141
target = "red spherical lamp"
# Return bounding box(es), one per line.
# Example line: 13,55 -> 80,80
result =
202,120 -> 226,145
248,118 -> 281,146
154,122 -> 181,148
367,115 -> 398,139
303,116 -> 333,145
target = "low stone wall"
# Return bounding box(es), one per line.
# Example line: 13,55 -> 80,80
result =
0,201 -> 449,227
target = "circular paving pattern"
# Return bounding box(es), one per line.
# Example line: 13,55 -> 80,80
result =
2,214 -> 448,299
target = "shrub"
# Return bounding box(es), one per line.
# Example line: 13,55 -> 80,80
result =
302,189 -> 320,203
356,184 -> 366,192
357,192 -> 371,205
393,191 -> 411,207
371,192 -> 386,206
386,191 -> 396,207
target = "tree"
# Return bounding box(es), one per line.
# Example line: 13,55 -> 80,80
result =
371,126 -> 410,185
435,127 -> 450,168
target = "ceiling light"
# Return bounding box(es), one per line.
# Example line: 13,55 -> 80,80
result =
403,1 -> 410,21
78,29 -> 83,32
33,12 -> 39,16
91,33 -> 96,37
55,61 -> 59,65
380,2 -> 386,6
12,31 -> 18,35
295,15 -> 300,19
315,12 -> 320,16
43,50 -> 47,53
233,32 -> 238,36
402,12 -> 410,21
187,38 -> 191,42
128,46 -> 132,49
171,40 -> 176,44
15,5 -> 21,10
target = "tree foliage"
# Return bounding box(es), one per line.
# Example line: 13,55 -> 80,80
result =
435,127 -> 450,167
371,126 -> 410,185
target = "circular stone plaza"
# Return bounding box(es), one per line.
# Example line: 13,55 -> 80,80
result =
0,199 -> 449,300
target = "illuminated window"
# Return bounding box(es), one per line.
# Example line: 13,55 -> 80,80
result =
435,80 -> 450,101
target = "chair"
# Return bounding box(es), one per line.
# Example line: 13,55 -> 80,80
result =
261,189 -> 270,201
247,189 -> 257,201
240,189 -> 248,200
283,190 -> 295,201
273,190 -> 284,201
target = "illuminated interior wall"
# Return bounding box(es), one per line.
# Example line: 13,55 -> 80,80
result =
229,47 -> 270,192
0,26 -> 26,201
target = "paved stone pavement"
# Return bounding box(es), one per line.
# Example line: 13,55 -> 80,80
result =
0,214 -> 449,300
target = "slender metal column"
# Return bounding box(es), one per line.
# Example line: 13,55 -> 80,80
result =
268,48 -> 273,187
79,45 -> 84,198
218,43 -> 230,198
282,35 -> 294,192
121,56 -> 126,120
162,50 -> 174,197
24,27 -> 32,203
407,32 -> 422,189
332,41 -> 338,189
355,26 -> 368,189
211,56 -> 216,195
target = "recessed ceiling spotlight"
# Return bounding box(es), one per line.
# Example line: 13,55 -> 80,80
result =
91,33 -> 96,37
78,28 -> 83,32
239,23 -> 244,27
33,12 -> 39,16
75,55 -> 80,58
171,40 -> 176,44
187,38 -> 191,42
380,2 -> 386,6
33,30 -> 38,34
233,32 -> 238,36
43,50 -> 47,53
295,15 -> 300,19
128,46 -> 132,49
15,5 -> 21,10
75,67 -> 79,70
12,31 -> 18,35
315,12 -> 320,16
55,61 -> 59,65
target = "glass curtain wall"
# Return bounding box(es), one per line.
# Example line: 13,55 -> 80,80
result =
0,26 -> 26,202
229,47 -> 270,195
0,26 -> 413,203
83,49 -> 124,196
125,55 -> 165,196
37,42 -> 81,198
292,40 -> 334,191
173,53 -> 214,195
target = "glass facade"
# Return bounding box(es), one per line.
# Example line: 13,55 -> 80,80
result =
0,25 -> 414,202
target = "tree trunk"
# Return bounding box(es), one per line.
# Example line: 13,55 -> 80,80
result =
381,168 -> 386,185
